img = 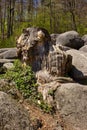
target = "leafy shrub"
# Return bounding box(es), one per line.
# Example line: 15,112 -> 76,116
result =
4,60 -> 38,99
1,60 -> 54,113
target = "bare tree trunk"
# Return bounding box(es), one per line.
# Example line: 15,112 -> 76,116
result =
70,10 -> 77,31
49,0 -> 52,33
11,0 -> 15,34
53,2 -> 56,32
20,0 -> 23,21
0,0 -> 2,39
7,0 -> 15,38
7,0 -> 11,37
68,0 -> 77,31
0,0 -> 6,39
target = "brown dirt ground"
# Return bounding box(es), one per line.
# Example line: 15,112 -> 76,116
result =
16,87 -> 74,130
22,100 -> 64,130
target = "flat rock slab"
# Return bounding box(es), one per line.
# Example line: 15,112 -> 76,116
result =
0,59 -> 14,64
0,48 -> 17,59
0,47 -> 17,53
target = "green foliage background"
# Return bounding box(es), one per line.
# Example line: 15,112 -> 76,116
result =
0,0 -> 87,48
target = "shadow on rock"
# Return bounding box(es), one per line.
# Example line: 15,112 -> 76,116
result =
69,65 -> 87,85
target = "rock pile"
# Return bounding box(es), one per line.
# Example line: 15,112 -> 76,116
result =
0,48 -> 17,73
1,27 -> 87,130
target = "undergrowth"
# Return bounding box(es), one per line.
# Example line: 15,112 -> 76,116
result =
0,60 -> 53,114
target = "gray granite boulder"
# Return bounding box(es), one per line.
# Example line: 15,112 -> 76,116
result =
0,59 -> 14,74
55,83 -> 87,130
3,62 -> 14,70
82,34 -> 87,45
56,31 -> 84,49
0,48 -> 16,53
0,59 -> 14,64
66,49 -> 87,82
79,45 -> 87,52
0,48 -> 17,59
0,91 -> 33,130
0,48 -> 17,73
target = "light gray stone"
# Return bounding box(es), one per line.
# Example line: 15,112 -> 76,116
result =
0,91 -> 33,130
3,62 -> 14,70
79,45 -> 87,53
56,31 -> 84,49
0,48 -> 17,59
82,34 -> 87,41
66,49 -> 87,81
55,83 -> 87,130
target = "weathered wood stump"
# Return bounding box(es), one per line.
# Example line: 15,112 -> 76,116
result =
42,44 -> 72,77
16,27 -> 72,77
16,27 -> 51,71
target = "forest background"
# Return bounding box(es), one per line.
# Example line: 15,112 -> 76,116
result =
0,0 -> 87,48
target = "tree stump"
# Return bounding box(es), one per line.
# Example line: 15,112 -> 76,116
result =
16,27 -> 72,77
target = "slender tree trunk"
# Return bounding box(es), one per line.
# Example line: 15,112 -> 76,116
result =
49,0 -> 52,33
7,0 -> 15,38
0,0 -> 5,39
11,0 -> 15,34
7,0 -> 11,37
20,0 -> 23,22
70,10 -> 77,31
0,0 -> 2,39
53,2 -> 56,32
69,0 -> 77,31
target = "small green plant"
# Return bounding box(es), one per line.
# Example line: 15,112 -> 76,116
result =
39,101 -> 53,114
34,92 -> 53,113
48,90 -> 54,96
1,60 -> 54,114
3,60 -> 38,99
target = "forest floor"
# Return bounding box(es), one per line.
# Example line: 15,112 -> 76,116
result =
22,100 -> 65,130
